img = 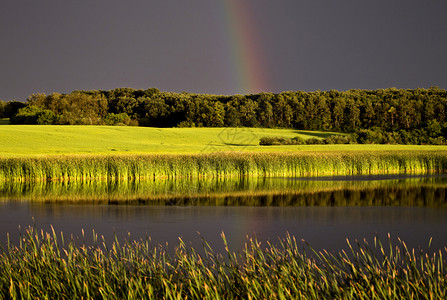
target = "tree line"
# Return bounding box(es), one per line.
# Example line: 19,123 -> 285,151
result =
2,87 -> 447,143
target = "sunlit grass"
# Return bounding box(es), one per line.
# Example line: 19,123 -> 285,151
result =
2,125 -> 447,181
1,125 -> 447,157
1,227 -> 445,299
2,151 -> 447,181
0,125 -> 320,156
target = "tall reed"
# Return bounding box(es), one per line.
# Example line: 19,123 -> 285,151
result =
2,151 -> 447,182
0,227 -> 445,299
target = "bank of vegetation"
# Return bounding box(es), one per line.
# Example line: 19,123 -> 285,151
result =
260,124 -> 447,145
259,134 -> 355,145
2,87 -> 447,144
1,151 -> 447,181
1,227 -> 445,299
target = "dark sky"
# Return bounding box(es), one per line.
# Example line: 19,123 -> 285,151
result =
1,0 -> 447,101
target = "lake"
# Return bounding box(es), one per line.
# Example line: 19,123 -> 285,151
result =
1,175 -> 447,254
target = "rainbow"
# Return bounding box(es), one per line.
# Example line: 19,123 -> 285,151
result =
219,0 -> 270,95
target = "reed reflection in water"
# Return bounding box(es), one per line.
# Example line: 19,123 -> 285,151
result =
1,175 -> 447,207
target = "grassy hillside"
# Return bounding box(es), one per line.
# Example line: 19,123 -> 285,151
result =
2,125 -> 447,157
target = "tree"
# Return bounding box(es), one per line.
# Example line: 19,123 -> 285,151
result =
224,96 -> 244,127
273,94 -> 293,128
191,96 -> 226,127
315,93 -> 331,130
302,92 -> 320,130
286,92 -> 306,129
27,93 -> 48,107
104,113 -> 136,126
10,106 -> 56,124
0,100 -> 5,118
4,101 -> 26,118
257,93 -> 275,127
344,97 -> 360,132
329,91 -> 345,131
142,96 -> 169,126
54,92 -> 107,125
239,98 -> 259,127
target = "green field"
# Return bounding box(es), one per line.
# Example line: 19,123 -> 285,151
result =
2,125 -> 447,180
2,125 -> 447,157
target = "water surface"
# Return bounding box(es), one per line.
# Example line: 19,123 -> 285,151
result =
1,175 -> 446,254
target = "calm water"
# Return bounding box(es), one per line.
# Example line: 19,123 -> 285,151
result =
1,175 -> 447,254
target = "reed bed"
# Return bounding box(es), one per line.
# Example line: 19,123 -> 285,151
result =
2,151 -> 447,182
0,227 -> 445,299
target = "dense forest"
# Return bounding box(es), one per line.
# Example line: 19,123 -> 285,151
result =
1,87 -> 447,144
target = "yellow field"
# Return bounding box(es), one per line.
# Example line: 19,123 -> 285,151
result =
1,125 -> 447,157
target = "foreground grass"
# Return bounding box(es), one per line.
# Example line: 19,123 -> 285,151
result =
1,227 -> 445,299
1,125 -> 447,156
